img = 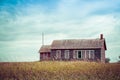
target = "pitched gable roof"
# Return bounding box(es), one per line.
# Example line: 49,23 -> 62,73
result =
39,45 -> 51,53
51,39 -> 107,50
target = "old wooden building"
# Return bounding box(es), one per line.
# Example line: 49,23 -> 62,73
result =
39,34 -> 107,63
39,45 -> 51,60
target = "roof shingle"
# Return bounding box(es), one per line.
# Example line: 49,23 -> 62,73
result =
39,45 -> 51,53
51,39 -> 105,49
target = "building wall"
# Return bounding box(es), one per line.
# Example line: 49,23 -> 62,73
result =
94,49 -> 101,61
40,52 -> 51,61
51,49 -> 101,62
101,45 -> 105,63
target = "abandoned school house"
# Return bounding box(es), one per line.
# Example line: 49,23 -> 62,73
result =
39,34 -> 107,63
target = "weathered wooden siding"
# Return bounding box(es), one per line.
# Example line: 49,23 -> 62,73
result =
101,40 -> 105,63
51,49 -> 101,62
94,49 -> 101,62
40,52 -> 51,61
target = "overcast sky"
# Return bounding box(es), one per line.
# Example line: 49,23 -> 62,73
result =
0,0 -> 120,62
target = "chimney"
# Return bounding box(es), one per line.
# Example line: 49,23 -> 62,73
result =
100,34 -> 103,40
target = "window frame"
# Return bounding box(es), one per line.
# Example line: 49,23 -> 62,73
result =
73,50 -> 95,59
89,50 -> 94,59
73,50 -> 77,59
56,50 -> 61,59
64,50 -> 70,59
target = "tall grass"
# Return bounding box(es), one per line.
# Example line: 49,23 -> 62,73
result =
0,61 -> 120,80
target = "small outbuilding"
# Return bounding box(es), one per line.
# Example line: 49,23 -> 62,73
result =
39,45 -> 51,60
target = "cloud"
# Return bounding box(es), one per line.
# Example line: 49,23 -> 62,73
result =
0,0 -> 120,62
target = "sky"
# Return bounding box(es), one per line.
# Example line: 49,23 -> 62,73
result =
0,0 -> 120,62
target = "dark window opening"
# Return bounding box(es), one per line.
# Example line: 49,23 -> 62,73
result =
78,51 -> 82,59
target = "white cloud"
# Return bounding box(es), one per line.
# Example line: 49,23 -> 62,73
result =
0,0 -> 120,62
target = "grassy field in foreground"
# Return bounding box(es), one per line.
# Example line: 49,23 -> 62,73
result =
0,61 -> 120,80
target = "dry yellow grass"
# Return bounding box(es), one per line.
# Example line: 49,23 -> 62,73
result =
0,61 -> 120,80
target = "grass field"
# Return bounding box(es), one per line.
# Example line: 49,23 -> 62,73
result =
0,61 -> 120,80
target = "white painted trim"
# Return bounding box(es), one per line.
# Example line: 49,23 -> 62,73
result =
88,50 -> 94,59
85,50 -> 86,59
56,50 -> 61,59
73,50 -> 77,59
89,50 -> 91,59
64,50 -> 70,59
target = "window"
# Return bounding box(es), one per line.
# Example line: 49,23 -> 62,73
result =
89,50 -> 94,59
85,50 -> 89,59
85,50 -> 94,59
73,50 -> 77,59
64,50 -> 70,59
56,50 -> 61,59
73,50 -> 83,59
78,51 -> 82,59
82,50 -> 85,58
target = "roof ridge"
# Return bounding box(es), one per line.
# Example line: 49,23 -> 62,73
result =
53,38 -> 100,41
